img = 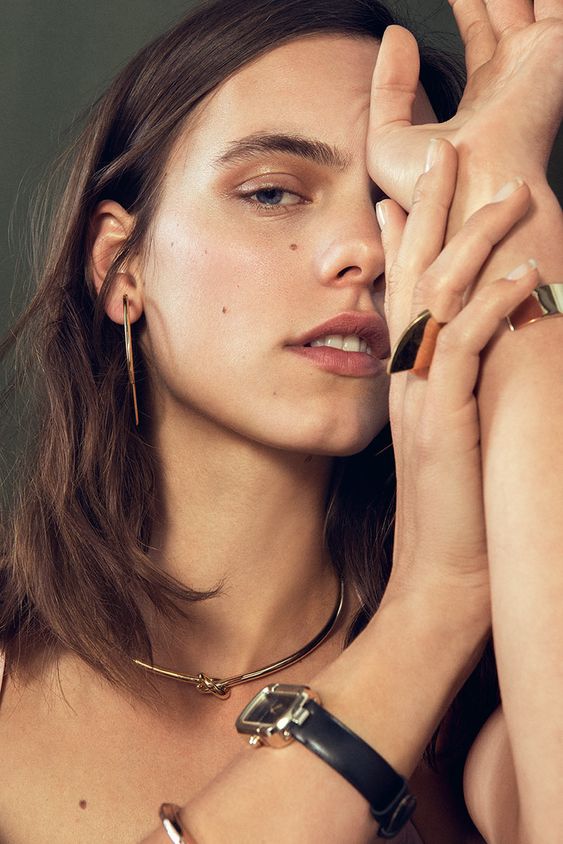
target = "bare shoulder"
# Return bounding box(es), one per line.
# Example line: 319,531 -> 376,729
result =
463,705 -> 520,843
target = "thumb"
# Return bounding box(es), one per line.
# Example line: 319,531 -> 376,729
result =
367,26 -> 432,210
369,25 -> 419,133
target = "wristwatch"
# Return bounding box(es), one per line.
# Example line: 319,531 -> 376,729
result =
235,683 -> 416,839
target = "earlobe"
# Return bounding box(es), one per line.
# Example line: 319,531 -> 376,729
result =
89,200 -> 142,325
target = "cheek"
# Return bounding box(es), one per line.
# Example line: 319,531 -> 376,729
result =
139,211 -> 301,382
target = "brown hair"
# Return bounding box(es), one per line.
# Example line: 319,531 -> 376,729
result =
0,0 -> 496,782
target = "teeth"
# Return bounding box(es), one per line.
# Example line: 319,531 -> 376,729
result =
309,334 -> 373,355
311,334 -> 343,349
343,335 -> 360,352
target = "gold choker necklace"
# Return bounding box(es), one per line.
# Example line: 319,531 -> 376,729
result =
133,578 -> 345,700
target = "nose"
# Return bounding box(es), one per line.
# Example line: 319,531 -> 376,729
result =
315,197 -> 385,290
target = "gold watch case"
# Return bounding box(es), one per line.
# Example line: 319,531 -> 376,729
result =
235,683 -> 321,748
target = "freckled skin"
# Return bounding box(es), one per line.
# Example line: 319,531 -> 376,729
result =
137,35 -> 435,456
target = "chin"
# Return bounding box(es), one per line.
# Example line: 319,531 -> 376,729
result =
268,414 -> 387,457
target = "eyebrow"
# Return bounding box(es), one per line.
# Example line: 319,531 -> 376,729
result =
211,132 -> 352,171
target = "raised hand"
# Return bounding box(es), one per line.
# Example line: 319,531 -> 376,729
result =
367,0 -> 563,214
378,138 -> 537,612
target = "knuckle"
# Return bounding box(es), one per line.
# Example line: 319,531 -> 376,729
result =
414,269 -> 441,300
411,178 -> 428,207
411,174 -> 449,207
465,18 -> 489,43
462,215 -> 497,251
435,318 -> 479,355
473,278 -> 511,307
435,325 -> 458,355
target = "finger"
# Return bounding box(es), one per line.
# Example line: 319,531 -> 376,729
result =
369,25 -> 420,133
377,199 -> 407,277
422,179 -> 531,322
482,0 -> 534,37
386,178 -> 531,377
385,138 -> 457,341
448,0 -> 498,75
534,0 -> 563,21
427,266 -> 539,412
398,139 -> 458,280
377,199 -> 407,326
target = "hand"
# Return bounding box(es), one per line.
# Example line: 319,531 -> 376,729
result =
378,138 -> 537,619
367,0 -> 563,215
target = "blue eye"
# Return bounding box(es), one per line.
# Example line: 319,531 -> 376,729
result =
254,188 -> 286,205
239,185 -> 306,213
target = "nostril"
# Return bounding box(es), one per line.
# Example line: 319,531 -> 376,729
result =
336,265 -> 360,279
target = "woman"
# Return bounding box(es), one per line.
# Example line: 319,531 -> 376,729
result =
0,0 -> 561,841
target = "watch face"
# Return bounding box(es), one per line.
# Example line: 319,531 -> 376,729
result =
242,689 -> 298,726
236,684 -> 318,747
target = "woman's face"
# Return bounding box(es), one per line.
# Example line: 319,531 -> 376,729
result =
139,34 -> 435,455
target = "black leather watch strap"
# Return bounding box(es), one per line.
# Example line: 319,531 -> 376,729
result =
288,700 -> 416,839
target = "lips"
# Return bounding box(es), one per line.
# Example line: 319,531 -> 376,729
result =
289,311 -> 390,360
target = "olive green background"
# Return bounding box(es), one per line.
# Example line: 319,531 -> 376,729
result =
1,0 -> 561,338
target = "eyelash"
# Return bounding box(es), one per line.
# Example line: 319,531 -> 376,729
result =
237,185 -> 309,214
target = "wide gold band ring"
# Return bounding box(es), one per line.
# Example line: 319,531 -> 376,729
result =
505,283 -> 563,331
388,284 -> 563,375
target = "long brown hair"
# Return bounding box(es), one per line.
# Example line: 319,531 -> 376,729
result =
0,0 -> 496,779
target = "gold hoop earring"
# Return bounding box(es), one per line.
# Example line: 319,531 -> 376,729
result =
123,294 -> 139,426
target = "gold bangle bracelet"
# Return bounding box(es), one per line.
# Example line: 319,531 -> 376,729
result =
159,803 -> 198,844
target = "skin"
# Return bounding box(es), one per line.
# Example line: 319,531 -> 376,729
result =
369,1 -> 563,837
1,1 -> 561,839
0,34 -> 494,844
89,35 -> 438,681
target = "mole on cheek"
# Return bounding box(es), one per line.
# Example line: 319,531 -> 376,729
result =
79,800 -> 87,810
222,306 -> 228,314
289,243 -> 298,251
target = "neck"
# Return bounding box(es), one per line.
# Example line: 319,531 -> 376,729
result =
146,411 -> 347,682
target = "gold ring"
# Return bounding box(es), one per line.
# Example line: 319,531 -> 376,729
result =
387,310 -> 445,375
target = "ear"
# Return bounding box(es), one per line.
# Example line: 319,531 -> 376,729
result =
89,200 -> 142,324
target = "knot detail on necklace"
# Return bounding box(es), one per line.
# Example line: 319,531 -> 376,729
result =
196,673 -> 231,699
132,577 -> 345,700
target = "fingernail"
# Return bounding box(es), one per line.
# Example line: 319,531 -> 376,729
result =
376,201 -> 388,229
491,178 -> 524,202
424,138 -> 440,173
507,258 -> 538,280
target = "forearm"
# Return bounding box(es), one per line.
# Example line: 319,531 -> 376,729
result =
141,595 -> 488,843
473,179 -> 563,839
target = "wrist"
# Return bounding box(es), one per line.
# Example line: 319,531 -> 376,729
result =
311,593 -> 489,777
452,170 -> 563,289
453,133 -> 549,197
446,138 -> 554,238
